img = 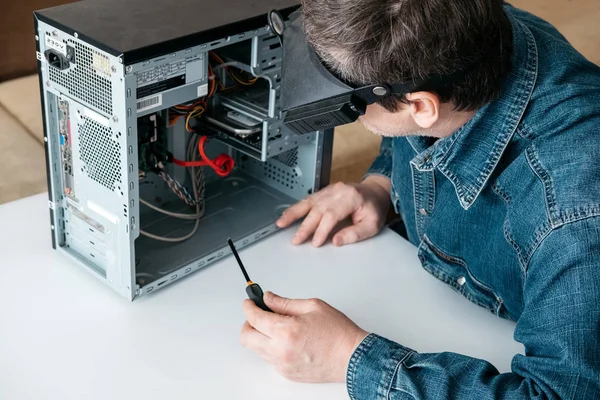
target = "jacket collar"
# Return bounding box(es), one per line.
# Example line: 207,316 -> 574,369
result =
406,12 -> 538,210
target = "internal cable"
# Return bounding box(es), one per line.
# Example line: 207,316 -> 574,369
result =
138,199 -> 203,220
172,135 -> 234,177
139,136 -> 205,242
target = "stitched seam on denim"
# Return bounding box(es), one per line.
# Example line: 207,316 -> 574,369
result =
346,332 -> 377,400
419,254 -> 498,312
525,144 -> 557,226
516,122 -> 537,140
387,351 -> 417,399
525,213 -> 600,274
383,348 -> 415,399
421,236 -> 499,304
468,20 -> 538,207
411,165 -> 424,239
419,236 -> 501,311
557,207 -> 600,226
491,183 -> 528,274
437,164 -> 471,209
436,19 -> 538,210
427,171 -> 436,215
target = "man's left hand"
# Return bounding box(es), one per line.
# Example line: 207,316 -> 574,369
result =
240,291 -> 369,383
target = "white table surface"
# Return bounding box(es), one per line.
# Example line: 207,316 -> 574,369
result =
0,194 -> 524,400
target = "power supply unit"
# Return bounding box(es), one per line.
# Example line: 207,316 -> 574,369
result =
34,0 -> 333,301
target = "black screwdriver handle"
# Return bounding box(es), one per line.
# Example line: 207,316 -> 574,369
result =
246,283 -> 273,312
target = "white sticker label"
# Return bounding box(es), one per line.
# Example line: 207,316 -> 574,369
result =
137,94 -> 163,112
197,84 -> 209,98
84,108 -> 110,127
45,36 -> 67,56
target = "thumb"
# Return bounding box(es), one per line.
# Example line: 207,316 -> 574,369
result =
263,291 -> 310,316
332,218 -> 379,246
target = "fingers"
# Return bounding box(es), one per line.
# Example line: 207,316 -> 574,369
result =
263,291 -> 314,316
332,218 -> 379,246
240,321 -> 275,363
311,212 -> 340,247
276,199 -> 312,228
291,209 -> 322,245
242,299 -> 286,338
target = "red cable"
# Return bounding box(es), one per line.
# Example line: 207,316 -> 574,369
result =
172,136 -> 234,177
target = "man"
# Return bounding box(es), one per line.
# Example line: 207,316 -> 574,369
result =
240,0 -> 600,398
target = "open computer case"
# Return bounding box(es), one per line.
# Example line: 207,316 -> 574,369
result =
34,0 -> 333,301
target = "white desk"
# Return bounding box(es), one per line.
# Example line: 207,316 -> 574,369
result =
0,194 -> 523,400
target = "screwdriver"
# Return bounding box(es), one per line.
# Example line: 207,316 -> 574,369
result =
227,238 -> 273,312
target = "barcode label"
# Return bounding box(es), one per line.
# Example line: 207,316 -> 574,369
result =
137,94 -> 162,112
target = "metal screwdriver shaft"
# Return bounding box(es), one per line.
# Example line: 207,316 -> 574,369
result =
227,237 -> 272,313
227,238 -> 252,283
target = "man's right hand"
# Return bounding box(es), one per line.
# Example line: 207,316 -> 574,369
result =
275,175 -> 392,247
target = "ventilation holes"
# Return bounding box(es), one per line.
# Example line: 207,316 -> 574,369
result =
78,117 -> 122,192
48,39 -> 113,116
263,162 -> 298,190
273,148 -> 298,168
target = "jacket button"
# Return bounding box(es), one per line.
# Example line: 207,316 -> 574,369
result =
457,276 -> 466,286
419,208 -> 428,216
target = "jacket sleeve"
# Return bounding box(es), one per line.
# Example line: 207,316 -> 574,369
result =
346,216 -> 600,400
363,137 -> 393,180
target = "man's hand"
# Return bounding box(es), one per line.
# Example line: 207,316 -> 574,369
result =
240,291 -> 369,383
276,176 -> 392,247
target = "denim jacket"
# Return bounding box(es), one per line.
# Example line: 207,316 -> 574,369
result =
350,4 -> 600,399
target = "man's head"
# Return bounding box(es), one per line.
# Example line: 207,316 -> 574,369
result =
301,0 -> 513,137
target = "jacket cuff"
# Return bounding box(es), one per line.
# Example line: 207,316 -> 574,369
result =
346,333 -> 414,400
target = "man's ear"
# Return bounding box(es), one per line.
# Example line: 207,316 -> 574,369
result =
406,92 -> 440,129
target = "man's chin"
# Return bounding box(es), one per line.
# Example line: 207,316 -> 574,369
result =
358,118 -> 396,137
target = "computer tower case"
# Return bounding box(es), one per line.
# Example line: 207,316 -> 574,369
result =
34,0 -> 333,301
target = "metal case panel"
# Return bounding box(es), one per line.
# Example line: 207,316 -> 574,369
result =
36,15 -> 332,301
37,20 -> 136,300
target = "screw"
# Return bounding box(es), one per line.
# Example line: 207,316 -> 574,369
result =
35,35 -> 39,41
111,65 -> 117,73
126,65 -> 133,73
74,32 -> 79,38
113,116 -> 119,122
52,30 -> 58,37
44,137 -> 48,142
119,57 -> 124,64
46,81 -> 51,87
51,225 -> 55,230
135,289 -> 141,296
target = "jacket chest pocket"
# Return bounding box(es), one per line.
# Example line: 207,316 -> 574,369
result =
417,235 -> 510,320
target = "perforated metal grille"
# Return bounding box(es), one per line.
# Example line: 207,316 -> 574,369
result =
48,36 -> 113,116
78,117 -> 122,192
241,155 -> 299,191
263,162 -> 299,190
273,148 -> 298,167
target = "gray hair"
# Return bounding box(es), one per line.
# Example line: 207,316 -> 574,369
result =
301,0 -> 513,111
